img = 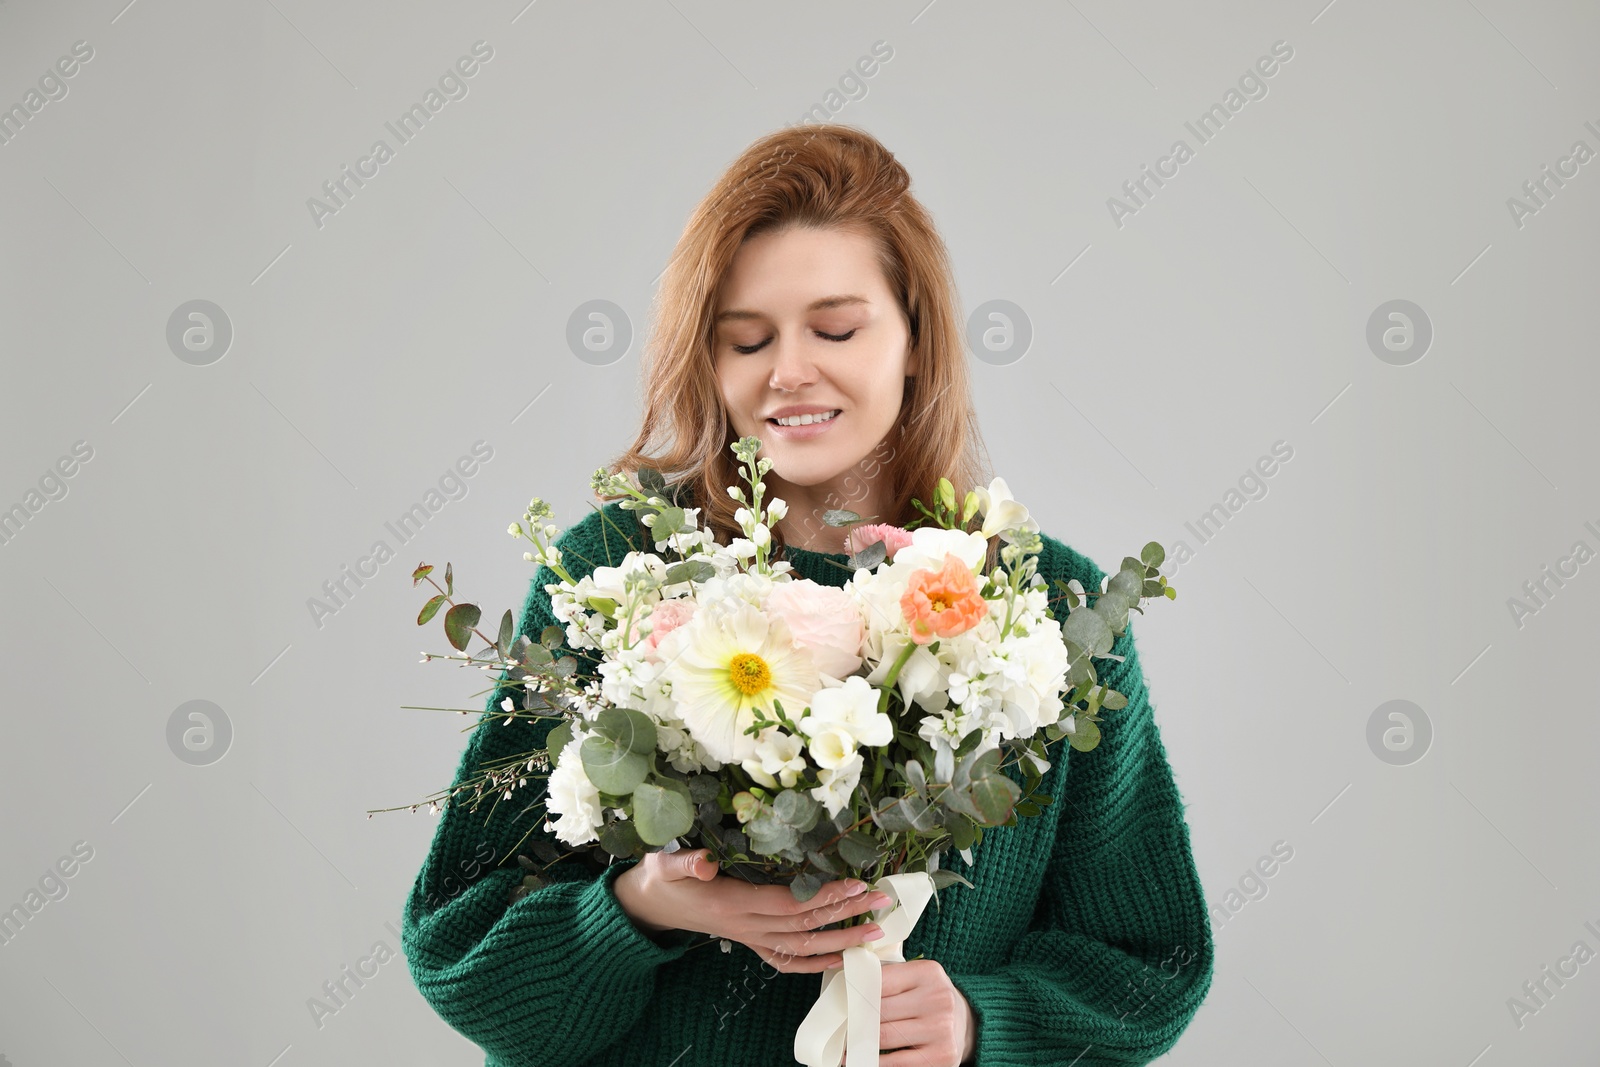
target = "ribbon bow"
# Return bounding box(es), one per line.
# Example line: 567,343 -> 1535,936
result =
793,871 -> 937,1067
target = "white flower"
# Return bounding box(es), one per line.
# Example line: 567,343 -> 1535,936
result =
545,741 -> 603,847
810,751 -> 864,819
767,498 -> 789,521
972,477 -> 1040,540
657,599 -> 822,764
741,726 -> 808,789
797,674 -> 893,750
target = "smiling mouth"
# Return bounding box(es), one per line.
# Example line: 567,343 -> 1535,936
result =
768,409 -> 842,427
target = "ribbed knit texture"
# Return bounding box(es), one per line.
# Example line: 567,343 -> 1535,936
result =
402,499 -> 1213,1066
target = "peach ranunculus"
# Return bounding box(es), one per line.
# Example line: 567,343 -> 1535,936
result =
900,553 -> 988,645
845,523 -> 915,561
634,597 -> 698,662
764,580 -> 864,681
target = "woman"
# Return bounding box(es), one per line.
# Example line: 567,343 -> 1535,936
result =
402,124 -> 1213,1066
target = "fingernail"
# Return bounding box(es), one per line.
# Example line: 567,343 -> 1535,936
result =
869,893 -> 891,907
864,926 -> 884,940
846,881 -> 868,896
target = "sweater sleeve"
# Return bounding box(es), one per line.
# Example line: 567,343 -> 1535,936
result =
400,501 -> 697,1067
944,543 -> 1214,1066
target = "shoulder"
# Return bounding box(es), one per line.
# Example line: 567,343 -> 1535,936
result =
1034,528 -> 1111,593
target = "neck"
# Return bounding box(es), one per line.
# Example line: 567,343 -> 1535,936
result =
767,473 -> 893,555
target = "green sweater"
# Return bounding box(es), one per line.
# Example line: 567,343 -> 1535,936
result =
401,499 -> 1213,1066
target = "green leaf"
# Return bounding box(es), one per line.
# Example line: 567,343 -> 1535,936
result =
806,849 -> 842,876
1140,542 -> 1165,569
789,870 -> 825,903
579,737 -> 650,795
545,720 -> 575,762
498,610 -> 514,654
445,561 -> 454,596
686,774 -> 721,804
638,468 -> 667,495
837,830 -> 883,869
540,624 -> 565,650
1068,717 -> 1101,752
966,750 -> 1021,824
930,868 -> 975,892
1101,688 -> 1128,711
846,539 -> 887,571
412,564 -> 434,585
1061,605 -> 1114,657
417,594 -> 446,626
443,602 -> 481,651
599,817 -> 642,858
822,508 -> 863,527
632,779 -> 695,846
746,807 -> 799,855
773,788 -> 821,832
664,559 -> 717,585
592,707 -> 658,755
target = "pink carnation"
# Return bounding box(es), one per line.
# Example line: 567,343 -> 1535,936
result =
845,523 -> 914,561
765,581 -> 863,681
635,598 -> 698,662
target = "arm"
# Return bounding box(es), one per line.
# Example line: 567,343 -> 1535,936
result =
945,545 -> 1214,1066
401,501 -> 695,1066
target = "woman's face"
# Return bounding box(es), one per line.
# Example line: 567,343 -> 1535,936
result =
713,225 -> 916,512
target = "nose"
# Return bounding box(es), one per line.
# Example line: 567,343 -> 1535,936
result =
768,332 -> 820,393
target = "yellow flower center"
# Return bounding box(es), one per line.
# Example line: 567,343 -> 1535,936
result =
727,652 -> 772,696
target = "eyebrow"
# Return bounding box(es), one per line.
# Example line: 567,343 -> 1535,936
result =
714,294 -> 871,324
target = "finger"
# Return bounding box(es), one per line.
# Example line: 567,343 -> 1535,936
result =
795,889 -> 893,932
775,921 -> 883,959
745,876 -> 869,917
658,848 -> 717,882
758,944 -> 848,973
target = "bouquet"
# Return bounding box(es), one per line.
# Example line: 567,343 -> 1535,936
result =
393,436 -> 1175,1067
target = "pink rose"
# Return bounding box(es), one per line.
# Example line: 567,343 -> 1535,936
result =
635,598 -> 698,662
765,581 -> 863,680
846,523 -> 914,561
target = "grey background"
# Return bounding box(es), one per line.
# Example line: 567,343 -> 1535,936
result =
2,0 -> 1596,1063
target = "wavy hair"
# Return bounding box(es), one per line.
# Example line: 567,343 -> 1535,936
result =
601,123 -> 999,570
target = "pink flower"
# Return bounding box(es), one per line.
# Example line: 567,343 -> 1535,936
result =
635,598 -> 698,662
765,581 -> 863,680
845,523 -> 914,561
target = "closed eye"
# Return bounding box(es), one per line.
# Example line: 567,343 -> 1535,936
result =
732,329 -> 857,355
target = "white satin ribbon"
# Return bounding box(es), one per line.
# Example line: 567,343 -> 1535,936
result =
793,871 -> 937,1067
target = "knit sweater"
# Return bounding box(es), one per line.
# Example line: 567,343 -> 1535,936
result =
401,498 -> 1213,1066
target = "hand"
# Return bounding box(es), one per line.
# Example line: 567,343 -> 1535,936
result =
612,848 -> 893,973
842,959 -> 978,1067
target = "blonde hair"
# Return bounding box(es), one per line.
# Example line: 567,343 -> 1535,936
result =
602,123 -> 999,569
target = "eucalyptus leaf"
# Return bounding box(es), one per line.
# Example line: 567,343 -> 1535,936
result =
497,609 -> 514,655
790,870 -> 825,903
593,707 -> 658,755
837,830 -> 882,869
633,779 -> 695,845
1061,606 -> 1114,657
579,737 -> 649,795
443,602 -> 482,652
1068,717 -> 1102,752
544,721 -> 575,763
599,817 -> 642,858
773,788 -> 821,832
686,774 -> 721,804
1140,542 -> 1165,569
417,594 -> 446,626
